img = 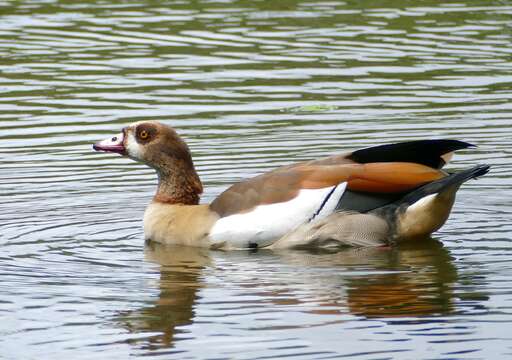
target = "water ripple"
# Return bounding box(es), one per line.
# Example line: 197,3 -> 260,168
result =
1,0 -> 512,359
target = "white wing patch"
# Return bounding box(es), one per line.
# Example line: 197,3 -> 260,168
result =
407,193 -> 438,213
209,184 -> 347,249
314,182 -> 347,220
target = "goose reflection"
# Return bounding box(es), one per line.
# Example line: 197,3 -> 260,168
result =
118,239 -> 463,349
116,243 -> 210,349
345,240 -> 457,318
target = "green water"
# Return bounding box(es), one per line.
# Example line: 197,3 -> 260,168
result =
1,0 -> 511,359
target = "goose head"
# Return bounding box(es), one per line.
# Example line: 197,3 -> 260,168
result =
93,121 -> 202,204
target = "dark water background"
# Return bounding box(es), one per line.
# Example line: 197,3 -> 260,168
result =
1,0 -> 511,358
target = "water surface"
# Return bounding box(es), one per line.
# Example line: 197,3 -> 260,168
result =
1,0 -> 512,359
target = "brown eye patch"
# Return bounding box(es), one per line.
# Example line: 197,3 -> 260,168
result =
135,124 -> 157,144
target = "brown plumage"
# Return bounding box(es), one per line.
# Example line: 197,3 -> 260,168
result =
126,122 -> 203,205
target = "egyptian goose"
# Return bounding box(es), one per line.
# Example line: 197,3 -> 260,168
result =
93,121 -> 489,249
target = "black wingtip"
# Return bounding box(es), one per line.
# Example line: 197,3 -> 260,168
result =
439,139 -> 475,149
470,164 -> 491,178
348,139 -> 476,169
400,164 -> 490,206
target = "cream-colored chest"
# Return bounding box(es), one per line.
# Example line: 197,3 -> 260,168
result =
143,202 -> 219,246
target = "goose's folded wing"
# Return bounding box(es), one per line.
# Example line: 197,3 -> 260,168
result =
210,162 -> 445,218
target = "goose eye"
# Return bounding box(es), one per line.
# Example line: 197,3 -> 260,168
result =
139,130 -> 149,140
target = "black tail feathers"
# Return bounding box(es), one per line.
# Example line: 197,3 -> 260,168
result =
399,164 -> 490,206
347,139 -> 474,169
